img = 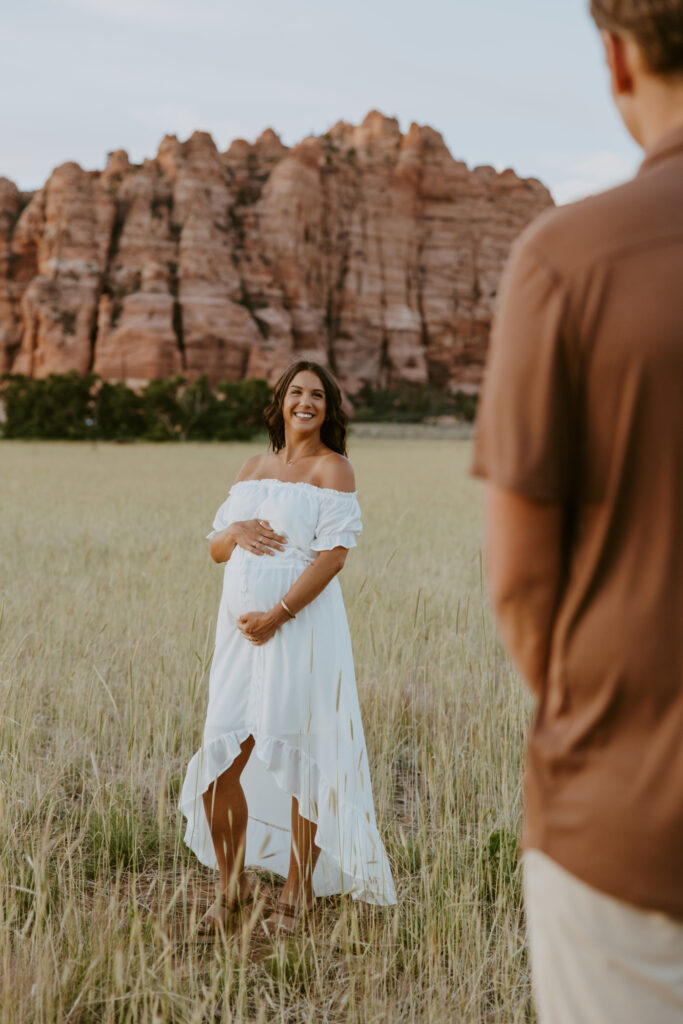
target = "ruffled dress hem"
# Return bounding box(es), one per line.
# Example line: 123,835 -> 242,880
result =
179,730 -> 397,907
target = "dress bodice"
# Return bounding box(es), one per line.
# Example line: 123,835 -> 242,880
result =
209,479 -> 362,559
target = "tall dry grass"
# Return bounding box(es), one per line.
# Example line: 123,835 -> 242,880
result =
0,439 -> 533,1023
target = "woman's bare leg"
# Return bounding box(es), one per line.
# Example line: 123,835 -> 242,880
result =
201,734 -> 255,921
281,796 -> 320,908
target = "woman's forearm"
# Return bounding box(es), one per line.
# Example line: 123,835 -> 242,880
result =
209,526 -> 238,563
270,549 -> 348,625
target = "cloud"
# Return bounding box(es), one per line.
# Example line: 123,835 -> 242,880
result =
551,150 -> 639,205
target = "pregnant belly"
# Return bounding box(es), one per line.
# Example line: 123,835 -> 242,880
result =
222,550 -> 306,620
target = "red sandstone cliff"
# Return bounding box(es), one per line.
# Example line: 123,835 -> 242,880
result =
0,112 -> 553,393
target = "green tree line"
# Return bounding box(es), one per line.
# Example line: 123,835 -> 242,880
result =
0,373 -> 271,441
0,373 -> 477,441
352,382 -> 477,424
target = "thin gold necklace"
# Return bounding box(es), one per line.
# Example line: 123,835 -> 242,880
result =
282,443 -> 323,466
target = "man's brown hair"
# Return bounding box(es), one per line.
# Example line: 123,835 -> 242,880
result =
590,0 -> 683,75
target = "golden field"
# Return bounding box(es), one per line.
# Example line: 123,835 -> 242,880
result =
0,439 -> 533,1023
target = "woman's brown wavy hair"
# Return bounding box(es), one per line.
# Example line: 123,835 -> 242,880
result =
264,361 -> 348,456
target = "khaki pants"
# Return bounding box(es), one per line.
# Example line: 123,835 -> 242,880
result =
523,849 -> 683,1024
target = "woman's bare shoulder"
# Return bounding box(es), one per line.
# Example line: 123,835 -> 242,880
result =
233,453 -> 274,484
315,452 -> 356,493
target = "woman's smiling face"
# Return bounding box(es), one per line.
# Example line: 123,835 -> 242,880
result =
282,370 -> 327,437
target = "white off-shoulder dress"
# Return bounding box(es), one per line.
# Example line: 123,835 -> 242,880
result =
179,478 -> 396,906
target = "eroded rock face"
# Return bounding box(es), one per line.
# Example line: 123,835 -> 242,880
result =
0,178 -> 25,373
0,112 -> 553,392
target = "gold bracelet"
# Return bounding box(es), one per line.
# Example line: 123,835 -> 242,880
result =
280,598 -> 295,620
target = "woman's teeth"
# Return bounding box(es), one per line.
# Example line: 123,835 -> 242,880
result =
295,412 -> 313,419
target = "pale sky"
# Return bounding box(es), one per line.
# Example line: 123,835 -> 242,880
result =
1,0 -> 642,204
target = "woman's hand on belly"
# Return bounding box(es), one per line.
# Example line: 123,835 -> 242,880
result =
212,519 -> 286,563
234,519 -> 287,557
237,604 -> 289,646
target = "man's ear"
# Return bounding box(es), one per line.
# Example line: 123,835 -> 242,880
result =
601,29 -> 635,95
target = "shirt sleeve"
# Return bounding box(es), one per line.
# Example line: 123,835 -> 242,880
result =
311,492 -> 362,551
206,493 -> 234,540
470,236 -> 576,502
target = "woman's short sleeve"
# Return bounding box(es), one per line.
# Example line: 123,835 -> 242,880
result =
311,491 -> 362,552
206,493 -> 233,540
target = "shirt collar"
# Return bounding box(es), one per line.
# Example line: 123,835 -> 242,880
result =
638,121 -> 683,175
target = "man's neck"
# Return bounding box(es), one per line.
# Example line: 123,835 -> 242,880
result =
634,79 -> 683,151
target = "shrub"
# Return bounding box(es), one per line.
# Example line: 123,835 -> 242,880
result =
0,372 -> 95,439
352,383 -> 478,423
142,376 -> 186,439
93,381 -> 148,440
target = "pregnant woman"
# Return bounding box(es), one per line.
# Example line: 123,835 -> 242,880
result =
180,360 -> 396,933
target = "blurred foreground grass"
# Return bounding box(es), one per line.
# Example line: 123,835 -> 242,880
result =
0,440 -> 533,1023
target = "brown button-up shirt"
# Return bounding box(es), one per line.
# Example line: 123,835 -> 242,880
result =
472,123 -> 683,919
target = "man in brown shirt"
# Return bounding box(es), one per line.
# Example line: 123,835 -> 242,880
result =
472,2 -> 683,1020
